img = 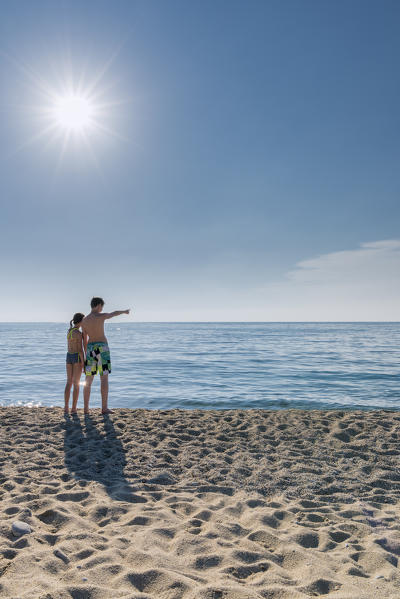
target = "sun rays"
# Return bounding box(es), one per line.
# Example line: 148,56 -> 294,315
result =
4,44 -> 129,172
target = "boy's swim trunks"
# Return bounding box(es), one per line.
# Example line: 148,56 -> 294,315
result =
85,342 -> 111,376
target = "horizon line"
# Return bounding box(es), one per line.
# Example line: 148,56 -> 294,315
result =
1,321 -> 399,325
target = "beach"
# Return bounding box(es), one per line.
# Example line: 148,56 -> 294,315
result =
1,407 -> 400,599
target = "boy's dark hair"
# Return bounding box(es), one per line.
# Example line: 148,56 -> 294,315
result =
91,297 -> 105,309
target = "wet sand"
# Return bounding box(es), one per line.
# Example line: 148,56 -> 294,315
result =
1,407 -> 400,598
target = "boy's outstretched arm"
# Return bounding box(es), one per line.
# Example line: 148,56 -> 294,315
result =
103,309 -> 130,320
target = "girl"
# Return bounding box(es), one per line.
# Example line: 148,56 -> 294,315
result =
64,312 -> 85,414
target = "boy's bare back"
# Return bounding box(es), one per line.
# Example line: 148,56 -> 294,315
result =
82,309 -> 130,344
81,313 -> 108,343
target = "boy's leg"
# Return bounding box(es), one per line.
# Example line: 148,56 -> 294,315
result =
64,363 -> 73,413
99,344 -> 111,414
83,376 -> 94,413
100,374 -> 109,413
83,345 -> 97,413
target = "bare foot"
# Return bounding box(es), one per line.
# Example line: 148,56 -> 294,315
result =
71,410 -> 78,415
101,409 -> 113,415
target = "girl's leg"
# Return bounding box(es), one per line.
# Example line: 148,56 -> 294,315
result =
64,363 -> 73,413
71,363 -> 82,413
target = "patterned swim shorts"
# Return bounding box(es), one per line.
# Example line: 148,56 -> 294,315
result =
85,342 -> 111,376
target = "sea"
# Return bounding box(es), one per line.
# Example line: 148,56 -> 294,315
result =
0,322 -> 399,410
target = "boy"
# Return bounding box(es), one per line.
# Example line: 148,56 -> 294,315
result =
81,297 -> 130,414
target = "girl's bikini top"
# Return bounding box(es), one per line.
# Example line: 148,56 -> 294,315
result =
67,326 -> 79,340
67,327 -> 81,355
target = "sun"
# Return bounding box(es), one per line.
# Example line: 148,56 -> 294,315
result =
53,95 -> 94,132
8,46 -> 129,170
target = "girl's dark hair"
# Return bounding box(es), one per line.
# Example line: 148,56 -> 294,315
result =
69,312 -> 85,329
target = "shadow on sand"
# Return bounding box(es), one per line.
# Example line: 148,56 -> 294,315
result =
63,413 -> 144,503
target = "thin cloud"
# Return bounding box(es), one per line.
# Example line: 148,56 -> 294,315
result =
288,239 -> 400,284
264,240 -> 400,320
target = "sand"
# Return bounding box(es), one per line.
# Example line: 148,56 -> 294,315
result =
1,407 -> 400,599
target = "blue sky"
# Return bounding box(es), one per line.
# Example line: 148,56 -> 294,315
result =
0,0 -> 399,321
